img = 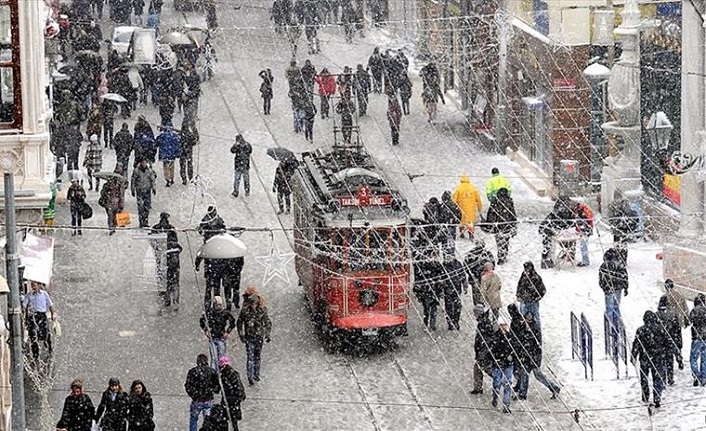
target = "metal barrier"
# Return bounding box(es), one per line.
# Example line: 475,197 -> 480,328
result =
604,313 -> 628,379
570,311 -> 594,380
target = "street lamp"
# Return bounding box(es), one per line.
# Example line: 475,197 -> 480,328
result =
646,111 -> 673,150
583,62 -> 611,191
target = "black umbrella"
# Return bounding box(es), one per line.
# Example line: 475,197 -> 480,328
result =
267,147 -> 296,162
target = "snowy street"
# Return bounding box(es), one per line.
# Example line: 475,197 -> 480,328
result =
36,1 -> 704,430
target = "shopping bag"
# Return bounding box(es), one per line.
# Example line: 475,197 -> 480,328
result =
80,202 -> 93,220
52,319 -> 62,338
116,211 -> 131,227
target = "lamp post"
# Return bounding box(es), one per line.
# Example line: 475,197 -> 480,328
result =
583,62 -> 611,191
646,111 -> 673,150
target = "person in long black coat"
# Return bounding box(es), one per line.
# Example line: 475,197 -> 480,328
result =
463,240 -> 495,305
599,247 -> 629,360
199,403 -> 229,431
471,305 -> 495,394
56,379 -> 95,431
95,377 -> 129,431
127,380 -> 154,431
538,196 -> 576,268
443,257 -> 466,330
484,187 -> 517,264
657,295 -> 683,386
631,310 -> 669,407
438,190 -> 461,254
413,260 -> 443,331
217,356 -> 247,430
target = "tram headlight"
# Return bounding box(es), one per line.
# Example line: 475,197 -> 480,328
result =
359,289 -> 379,307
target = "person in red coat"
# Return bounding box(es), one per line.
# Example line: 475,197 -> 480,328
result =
315,68 -> 336,119
387,94 -> 402,146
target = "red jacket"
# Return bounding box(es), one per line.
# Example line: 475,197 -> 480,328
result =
315,74 -> 336,96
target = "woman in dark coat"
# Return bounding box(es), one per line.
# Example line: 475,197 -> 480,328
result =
56,379 -> 95,431
259,69 -> 274,115
126,380 -> 154,431
484,187 -> 517,265
95,377 -> 129,431
217,356 -> 246,429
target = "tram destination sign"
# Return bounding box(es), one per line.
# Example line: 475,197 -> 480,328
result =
336,193 -> 393,207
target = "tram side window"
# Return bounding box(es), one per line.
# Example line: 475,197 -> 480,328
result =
331,230 -> 345,272
367,229 -> 389,270
390,227 -> 406,268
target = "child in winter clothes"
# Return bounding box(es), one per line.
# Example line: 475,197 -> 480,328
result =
84,134 -> 103,191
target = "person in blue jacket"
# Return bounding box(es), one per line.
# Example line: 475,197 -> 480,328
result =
157,120 -> 181,187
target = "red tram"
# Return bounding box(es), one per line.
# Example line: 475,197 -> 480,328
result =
291,131 -> 411,341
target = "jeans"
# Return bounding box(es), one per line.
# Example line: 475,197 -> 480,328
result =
690,339 -> 706,385
163,160 -> 175,183
70,205 -> 82,233
136,189 -> 152,227
246,337 -> 264,382
209,337 -> 227,371
233,169 -> 250,195
579,236 -> 589,265
189,399 -> 213,431
492,366 -> 514,410
519,301 -> 540,330
292,106 -> 303,132
473,361 -> 492,391
517,367 -> 560,398
605,292 -> 623,358
180,154 -> 193,183
263,96 -> 271,115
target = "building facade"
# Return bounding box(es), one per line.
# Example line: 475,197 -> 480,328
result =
0,0 -> 52,224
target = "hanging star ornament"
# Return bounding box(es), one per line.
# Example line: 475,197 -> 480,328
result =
255,242 -> 295,286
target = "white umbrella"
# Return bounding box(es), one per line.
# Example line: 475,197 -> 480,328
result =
100,93 -> 128,103
197,234 -> 247,259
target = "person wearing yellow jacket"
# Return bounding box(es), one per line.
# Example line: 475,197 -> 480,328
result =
485,167 -> 512,201
452,175 -> 483,238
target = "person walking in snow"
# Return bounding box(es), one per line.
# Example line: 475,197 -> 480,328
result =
217,356 -> 247,428
479,261 -> 502,317
230,134 -> 252,198
515,261 -> 546,329
354,64 -> 371,116
201,296 -> 236,369
443,257 -> 466,330
656,295 -> 683,386
315,68 -> 336,119
84,134 -> 103,191
94,377 -> 129,431
67,176 -> 87,237
631,310 -> 669,407
386,93 -> 402,146
490,317 -> 514,414
689,293 -> 706,386
599,247 -> 629,358
413,259 -> 443,331
259,69 -> 274,115
483,187 -> 517,264
463,240 -> 495,305
126,379 -> 154,431
367,47 -> 384,93
273,161 -> 292,214
131,158 -> 157,228
237,287 -> 272,386
335,96 -> 356,144
452,175 -> 483,239
470,305 -> 495,395
664,278 -> 689,329
156,121 -> 181,187
56,379 -> 95,431
184,354 -> 220,431
485,167 -> 512,201
574,200 -> 594,267
398,72 -> 412,115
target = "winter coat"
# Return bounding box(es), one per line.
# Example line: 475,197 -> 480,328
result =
56,393 -> 95,431
237,303 -> 272,340
463,247 -> 495,288
489,328 -> 514,369
230,140 -> 252,171
95,389 -> 129,430
200,308 -> 236,339
438,191 -> 461,225
260,79 -> 273,99
180,128 -> 199,159
273,163 -> 292,194
485,173 -> 512,201
443,259 -> 466,303
575,202 -> 594,236
656,302 -> 682,353
538,197 -> 576,236
126,391 -> 154,431
114,128 -> 135,161
198,209 -> 226,242
335,98 -> 356,124
131,165 -> 157,194
608,198 -> 638,236
598,248 -> 628,295
157,129 -> 182,161
86,106 -> 103,138
479,270 -> 502,310
354,69 -> 371,95
315,73 -> 336,96
367,52 -> 384,76
65,127 -> 84,161
219,365 -> 246,421
67,184 -> 87,210
301,63 -> 317,85
484,188 -> 517,235
665,288 -> 689,328
413,261 -> 443,305
631,311 -> 669,365
387,97 -> 402,130
398,74 -> 412,99
83,141 -> 103,171
452,175 -> 483,226
508,304 -> 535,370
474,310 -> 495,368
99,176 -> 127,210
185,363 -> 220,402
134,123 -> 156,163
422,198 -> 440,224
689,294 -> 706,341
516,269 -> 546,303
